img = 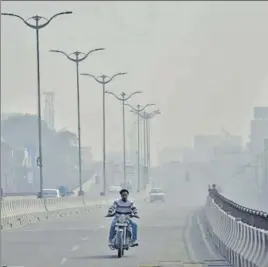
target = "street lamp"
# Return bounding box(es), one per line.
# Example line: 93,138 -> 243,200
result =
1,11 -> 73,198
49,48 -> 105,196
140,110 -> 161,184
127,104 -> 155,192
80,72 -> 127,195
106,91 -> 142,183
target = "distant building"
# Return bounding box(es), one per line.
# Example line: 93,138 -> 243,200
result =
158,146 -> 184,165
184,133 -> 243,164
194,134 -> 222,149
43,91 -> 55,130
81,146 -> 93,169
249,106 -> 268,155
58,130 -> 77,147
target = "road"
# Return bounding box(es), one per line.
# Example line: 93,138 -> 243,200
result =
1,174 -> 230,267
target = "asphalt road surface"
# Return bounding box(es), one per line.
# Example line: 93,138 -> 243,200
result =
2,174 -> 230,267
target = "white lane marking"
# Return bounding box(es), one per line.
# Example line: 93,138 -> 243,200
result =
60,258 -> 67,265
8,227 -> 98,233
196,215 -> 216,257
80,225 -> 104,241
71,245 -> 80,251
93,224 -> 104,232
184,213 -> 197,261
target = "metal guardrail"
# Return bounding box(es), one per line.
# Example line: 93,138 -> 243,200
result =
205,187 -> 268,267
209,189 -> 268,230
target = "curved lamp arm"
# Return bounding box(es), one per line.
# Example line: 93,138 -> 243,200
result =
81,72 -> 126,85
125,91 -> 142,101
46,11 -> 73,25
77,48 -> 105,62
106,91 -> 122,101
1,13 -> 30,26
49,49 -> 72,60
139,104 -> 155,113
80,73 -> 102,84
140,109 -> 161,119
125,103 -> 137,112
38,11 -> 73,29
1,11 -> 72,30
128,103 -> 155,114
105,72 -> 127,84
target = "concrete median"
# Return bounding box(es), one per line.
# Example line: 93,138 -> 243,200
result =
0,196 -> 106,230
0,174 -> 151,231
0,194 -> 147,230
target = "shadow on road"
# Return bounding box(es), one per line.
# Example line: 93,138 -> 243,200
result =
68,254 -> 135,260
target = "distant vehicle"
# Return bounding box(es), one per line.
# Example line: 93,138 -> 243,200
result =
37,189 -> 61,199
148,188 -> 165,202
58,186 -> 74,197
108,185 -> 122,193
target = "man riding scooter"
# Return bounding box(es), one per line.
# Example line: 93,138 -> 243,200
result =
106,188 -> 139,248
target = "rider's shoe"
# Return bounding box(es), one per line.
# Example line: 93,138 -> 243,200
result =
108,241 -> 114,249
130,240 -> 138,247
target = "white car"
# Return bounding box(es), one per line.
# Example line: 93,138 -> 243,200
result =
108,185 -> 122,193
148,188 -> 165,202
38,189 -> 61,198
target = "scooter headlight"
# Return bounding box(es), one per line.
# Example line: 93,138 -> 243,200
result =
117,214 -> 126,223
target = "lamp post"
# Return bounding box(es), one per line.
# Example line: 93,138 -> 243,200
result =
0,142 -> 2,267
143,111 -> 147,169
80,72 -> 127,195
106,91 -> 142,183
49,48 -> 105,196
140,110 -> 161,183
127,104 -> 155,192
1,11 -> 73,198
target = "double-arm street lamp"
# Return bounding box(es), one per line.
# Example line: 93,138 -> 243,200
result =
134,109 -> 160,186
80,72 -> 127,195
1,11 -> 73,198
142,110 -> 161,180
106,91 -> 142,183
127,104 -> 155,192
49,49 -> 105,196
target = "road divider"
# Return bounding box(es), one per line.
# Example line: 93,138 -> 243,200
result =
1,196 -> 109,230
1,178 -> 151,230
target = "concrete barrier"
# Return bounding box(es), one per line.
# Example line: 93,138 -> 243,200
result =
0,196 -> 106,230
204,196 -> 268,267
0,174 -> 150,230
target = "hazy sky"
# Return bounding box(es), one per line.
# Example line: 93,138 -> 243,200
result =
2,1 -> 268,162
